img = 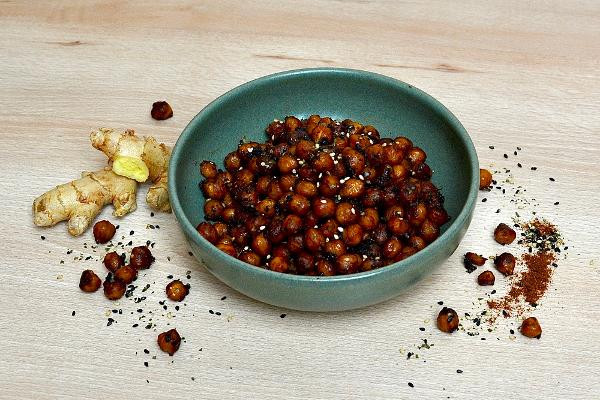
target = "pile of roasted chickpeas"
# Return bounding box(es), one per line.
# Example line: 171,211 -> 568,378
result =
196,115 -> 450,276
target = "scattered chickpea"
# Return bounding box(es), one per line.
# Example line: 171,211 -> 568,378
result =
166,280 -> 189,302
79,270 -> 101,292
93,220 -> 115,244
479,168 -> 493,189
494,223 -> 516,245
520,317 -> 542,339
199,160 -> 218,179
114,265 -> 137,284
495,252 -> 516,276
151,101 -> 173,120
103,274 -> 126,300
437,307 -> 459,333
477,270 -> 495,286
103,251 -> 124,272
130,246 -> 155,270
465,252 -> 487,266
157,328 -> 181,356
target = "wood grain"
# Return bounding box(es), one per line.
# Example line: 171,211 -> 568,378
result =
1,1 -> 599,399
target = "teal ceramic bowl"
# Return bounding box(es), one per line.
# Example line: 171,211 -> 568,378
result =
168,68 -> 478,311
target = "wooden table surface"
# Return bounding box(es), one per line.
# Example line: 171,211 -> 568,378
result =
1,1 -> 599,399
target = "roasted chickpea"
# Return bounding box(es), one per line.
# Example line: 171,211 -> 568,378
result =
221,207 -> 237,223
387,216 -> 410,236
103,251 -> 124,272
420,219 -> 440,243
287,234 -> 305,254
312,197 -> 336,219
383,143 -> 402,165
199,160 -> 218,179
130,246 -> 155,270
361,259 -> 383,272
267,119 -> 286,141
283,214 -> 303,236
296,180 -> 317,198
151,101 -> 173,120
333,160 -> 347,178
216,242 -> 237,257
316,260 -> 336,276
269,256 -> 290,273
428,207 -> 450,226
312,124 -> 333,144
479,168 -> 493,189
400,246 -> 418,260
340,178 -> 365,198
79,270 -> 101,292
113,264 -> 137,284
477,270 -> 495,286
362,188 -> 382,207
295,139 -> 315,160
335,202 -> 358,225
306,114 -> 321,134
213,222 -> 229,238
336,253 -> 361,275
342,147 -> 365,175
256,176 -> 272,195
272,245 -> 291,259
284,115 -> 301,132
237,141 -> 260,162
494,223 -> 516,245
166,280 -> 189,302
408,203 -> 428,226
412,163 -> 432,180
520,317 -> 542,339
399,181 -> 419,204
325,239 -> 347,258
267,218 -> 286,244
342,224 -> 363,247
408,235 -> 427,251
157,328 -> 181,356
313,152 -> 334,172
239,251 -> 262,266
319,174 -> 340,197
320,219 -> 339,238
372,223 -> 390,244
381,187 -> 397,207
196,222 -> 218,244
222,192 -> 234,208
296,252 -> 315,273
288,194 -> 310,216
437,307 -> 459,333
362,165 -> 378,184
256,198 -> 276,217
103,273 -> 126,300
233,169 -> 254,187
277,154 -> 298,174
465,252 -> 487,266
383,237 -> 402,259
394,136 -> 413,151
224,151 -> 241,172
251,233 -> 272,257
267,180 -> 284,200
230,225 -> 249,246
304,228 -> 325,252
407,147 -> 426,165
385,205 -> 405,221
204,199 -> 224,221
349,133 -> 370,150
359,208 -> 379,230
93,220 -> 116,244
494,252 -> 516,276
365,144 -> 385,165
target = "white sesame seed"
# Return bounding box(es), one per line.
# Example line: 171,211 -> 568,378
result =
292,169 -> 297,174
362,255 -> 367,259
259,225 -> 266,231
321,199 -> 327,204
333,160 -> 339,165
337,227 -> 344,232
375,257 -> 380,261
351,208 -> 356,214
318,173 -> 323,178
329,152 -> 336,157
315,143 -> 320,149
359,175 -> 364,180
334,234 -> 340,240
325,238 -> 330,243
243,246 -> 249,251
248,147 -> 253,153
266,255 -> 271,260
298,160 -> 305,165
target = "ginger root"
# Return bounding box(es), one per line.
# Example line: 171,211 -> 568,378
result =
90,128 -> 171,212
33,168 -> 137,236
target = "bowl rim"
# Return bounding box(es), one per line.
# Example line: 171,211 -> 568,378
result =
168,67 -> 479,283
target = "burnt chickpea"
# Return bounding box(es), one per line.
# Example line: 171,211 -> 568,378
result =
217,242 -> 237,257
319,174 -> 340,197
399,181 -> 419,204
408,235 -> 427,251
288,194 -> 310,216
412,163 -> 432,180
312,124 -> 333,144
114,265 -> 137,284
437,307 -> 459,333
383,237 -> 402,259
103,273 -> 126,300
343,224 -> 363,246
221,207 -> 237,223
479,168 -> 493,189
465,252 -> 487,266
283,214 -> 303,236
256,198 -> 276,217
340,178 -> 365,198
224,151 -> 241,172
277,154 -> 298,174
372,223 -> 390,245
342,147 -> 365,175
296,180 -> 317,198
325,239 -> 347,258
256,176 -> 272,195
130,246 -> 155,270
204,199 -> 224,221
269,256 -> 290,273
320,219 -> 339,238
306,114 -> 321,134
296,252 -> 315,273
477,270 -> 495,286
520,317 -> 542,339
285,115 -> 301,132
295,139 -> 315,160
157,329 -> 181,356
316,260 -> 336,276
359,208 -> 379,230
494,223 -> 516,245
287,234 -> 305,254
200,160 -> 218,179
79,270 -> 102,292
267,180 -> 284,201
420,219 -> 440,243
239,251 -> 262,266
335,202 -> 358,226
408,203 -> 428,226
428,207 -> 450,226
166,280 -> 189,302
196,222 -> 218,244
387,216 -> 410,236
267,119 -> 286,140
495,252 -> 516,276
312,197 -> 336,219
336,254 -> 361,275
251,234 -> 272,257
305,228 -> 325,252
213,222 -> 229,238
93,220 -> 116,244
313,152 -> 334,172
362,188 -> 382,208
103,251 -> 124,272
407,147 -> 426,165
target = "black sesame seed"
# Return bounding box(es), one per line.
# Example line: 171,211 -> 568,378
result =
209,310 -> 214,314
144,349 -> 149,354
144,362 -> 148,367
151,212 -> 155,217
419,327 -> 425,331
489,146 -> 495,149
167,275 -> 173,279
215,311 -> 221,316
221,296 -> 227,301
175,306 -> 180,311
513,151 -> 517,156
280,313 -> 287,318
510,329 -> 515,334
549,177 -> 555,182
457,369 -> 463,374
40,235 -> 46,240
132,324 -> 139,328
437,301 -> 444,305
71,311 -> 75,316
482,198 -> 487,202
408,382 -> 414,388
531,166 -> 537,170
130,230 -> 134,235
554,201 -> 559,205
503,154 -> 508,159
517,163 -> 522,168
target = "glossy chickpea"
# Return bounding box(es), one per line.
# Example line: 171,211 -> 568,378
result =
342,147 -> 365,175
365,144 -> 385,165
288,194 -> 310,216
385,205 -> 405,221
362,166 -> 378,185
335,202 -> 358,225
79,270 -> 102,292
494,223 -> 516,245
359,208 -> 379,230
400,246 -> 418,260
301,211 -> 318,229
306,115 -> 321,134
296,252 -> 315,273
465,252 -> 487,266
93,220 -> 116,244
495,252 -> 516,276
277,154 -> 298,174
342,224 -> 363,247
130,246 -> 154,270
407,147 -> 426,165
221,207 -> 237,223
267,180 -> 284,200
283,214 -> 303,236
255,155 -> 276,175
224,151 -> 241,172
213,222 -> 228,238
166,280 -> 189,302
383,237 -> 402,259
267,218 -> 286,244
204,199 -> 224,221
269,256 -> 290,273
342,118 -> 363,135
336,254 -> 361,275
313,152 -> 334,172
381,187 -> 397,207
287,234 -> 305,254
437,307 -> 459,333
319,174 -> 340,197
305,228 -> 325,252
349,133 -> 371,150
267,119 -> 285,141
272,245 -> 291,260
420,219 -> 440,243
151,101 -> 173,120
408,235 -> 427,251
216,242 -> 237,257
114,265 -> 137,284
279,175 -> 297,192
256,176 -> 272,195
340,178 -> 365,198
298,165 -> 319,182
363,125 -> 380,140
362,188 -> 382,208
394,136 -> 413,151
234,169 -> 254,187
312,197 -> 336,219
199,161 -> 218,179
157,329 -> 181,356
103,273 -> 126,300
295,180 -> 317,198
216,170 -> 232,187
361,259 -> 383,272
387,216 -> 410,236
295,139 -> 315,160
237,142 -> 260,162
256,198 -> 276,217
239,251 -> 262,266
316,260 -> 336,276
479,168 -> 493,189
230,225 -> 249,246
477,270 -> 495,286
412,163 -> 432,180
383,143 -> 403,165
408,203 -> 428,226
285,115 -> 301,132
312,125 -> 333,144
320,219 -> 339,238
251,233 -> 272,257
520,317 -> 542,339
325,239 -> 347,258
428,207 -> 450,226
103,251 -> 125,272
196,222 -> 218,244
221,192 -> 234,208
391,164 -> 408,182
399,181 -> 419,204
333,136 -> 348,151
201,180 -> 226,200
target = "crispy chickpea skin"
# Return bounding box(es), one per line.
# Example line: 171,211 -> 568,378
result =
157,328 -> 181,356
93,220 -> 116,244
114,265 -> 137,284
103,251 -> 124,272
166,280 -> 190,302
477,270 -> 495,286
495,252 -> 516,276
437,307 -> 459,333
494,223 -> 516,245
520,317 -> 542,339
130,246 -> 155,270
479,168 -> 493,189
79,270 -> 102,292
103,273 -> 126,300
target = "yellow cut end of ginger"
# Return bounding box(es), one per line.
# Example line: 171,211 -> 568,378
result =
112,156 -> 150,183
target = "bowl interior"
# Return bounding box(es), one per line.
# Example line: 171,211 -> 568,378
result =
172,69 -> 475,243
